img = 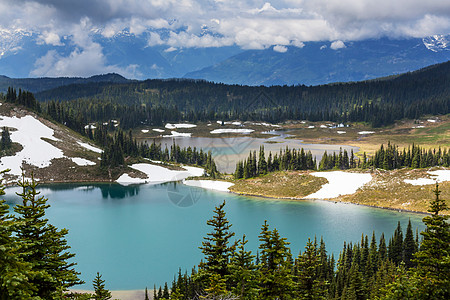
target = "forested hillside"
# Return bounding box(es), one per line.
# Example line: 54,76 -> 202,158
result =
33,61 -> 449,128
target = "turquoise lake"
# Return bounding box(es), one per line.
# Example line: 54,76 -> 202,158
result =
5,182 -> 425,290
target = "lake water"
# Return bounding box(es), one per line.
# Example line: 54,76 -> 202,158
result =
139,134 -> 358,173
4,182 -> 425,290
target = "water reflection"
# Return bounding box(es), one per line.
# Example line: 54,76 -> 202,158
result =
138,135 -> 358,173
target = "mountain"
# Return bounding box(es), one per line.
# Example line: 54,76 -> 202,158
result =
0,73 -> 129,93
0,29 -> 243,80
0,28 -> 449,87
185,36 -> 450,86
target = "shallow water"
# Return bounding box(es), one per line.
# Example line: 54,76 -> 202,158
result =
139,134 -> 358,173
5,183 -> 425,290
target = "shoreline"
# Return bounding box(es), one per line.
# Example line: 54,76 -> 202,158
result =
229,190 -> 430,215
4,177 -> 433,215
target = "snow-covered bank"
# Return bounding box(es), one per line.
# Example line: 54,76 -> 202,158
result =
404,170 -> 450,185
70,157 -> 96,166
77,141 -> 103,153
305,171 -> 372,199
117,163 -> 204,185
183,180 -> 234,192
210,129 -> 254,134
0,115 -> 65,176
165,123 -> 197,129
162,131 -> 192,137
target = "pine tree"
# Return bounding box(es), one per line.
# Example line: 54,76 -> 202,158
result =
258,221 -> 294,299
0,127 -> 12,151
92,272 -> 112,300
13,174 -> 83,298
197,201 -> 236,294
0,171 -> 34,299
228,234 -> 258,299
296,238 -> 328,299
412,183 -> 450,299
403,219 -> 417,268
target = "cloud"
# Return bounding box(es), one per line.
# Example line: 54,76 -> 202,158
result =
273,45 -> 288,52
37,31 -> 63,46
0,0 -> 449,54
330,40 -> 346,50
30,19 -> 142,78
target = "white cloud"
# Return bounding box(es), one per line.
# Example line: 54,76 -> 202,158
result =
330,40 -> 346,50
164,46 -> 178,52
273,45 -> 288,52
37,31 -> 63,46
0,0 -> 449,58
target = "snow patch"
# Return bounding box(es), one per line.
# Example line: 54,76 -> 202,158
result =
305,171 -> 372,199
77,141 -> 103,153
183,180 -> 234,192
0,115 -> 65,176
404,170 -> 450,185
358,131 -> 375,135
210,129 -> 254,134
337,131 -> 346,134
165,123 -> 197,129
117,163 -> 204,185
152,128 -> 165,133
162,131 -> 192,137
141,129 -> 149,133
70,157 -> 96,166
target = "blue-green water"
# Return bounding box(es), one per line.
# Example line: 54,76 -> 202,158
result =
5,183 -> 425,290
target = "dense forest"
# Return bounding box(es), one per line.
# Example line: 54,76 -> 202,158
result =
26,60 -> 450,128
153,185 -> 449,300
234,144 -> 450,179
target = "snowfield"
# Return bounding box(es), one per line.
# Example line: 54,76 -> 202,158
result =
116,163 -> 204,185
165,123 -> 197,129
183,180 -> 234,192
162,131 -> 192,137
0,115 -> 65,176
404,170 -> 450,185
70,157 -> 96,166
210,129 -> 254,134
77,141 -> 103,153
305,171 -> 372,199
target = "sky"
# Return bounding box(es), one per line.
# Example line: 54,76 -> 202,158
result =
1,0 -> 449,77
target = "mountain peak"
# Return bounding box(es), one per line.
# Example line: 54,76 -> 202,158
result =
423,34 -> 450,52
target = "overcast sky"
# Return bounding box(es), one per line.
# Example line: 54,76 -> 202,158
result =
1,0 -> 449,77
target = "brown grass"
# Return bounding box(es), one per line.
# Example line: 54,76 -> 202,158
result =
230,171 -> 327,199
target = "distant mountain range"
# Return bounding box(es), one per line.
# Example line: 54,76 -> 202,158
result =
0,29 -> 449,86
185,36 -> 450,86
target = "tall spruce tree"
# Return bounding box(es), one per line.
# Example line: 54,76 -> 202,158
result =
0,171 -> 34,299
197,201 -> 236,295
412,183 -> 450,299
13,174 -> 83,298
92,272 -> 112,300
296,238 -> 328,299
258,221 -> 294,299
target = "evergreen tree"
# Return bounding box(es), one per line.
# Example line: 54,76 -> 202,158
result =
0,127 -> 12,151
296,238 -> 328,299
403,219 -> 417,268
0,171 -> 34,299
412,184 -> 450,299
258,221 -> 294,299
197,201 -> 236,295
13,174 -> 83,298
92,272 -> 112,300
228,235 -> 258,299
